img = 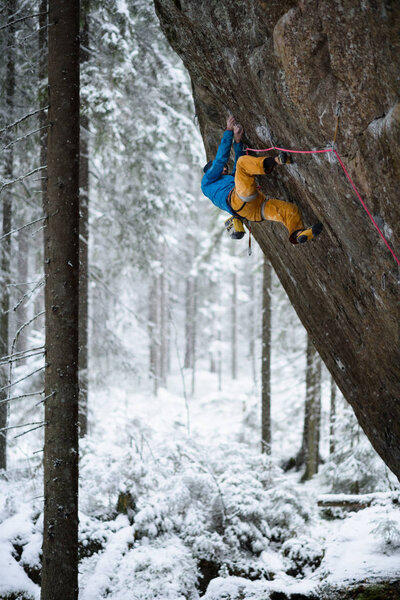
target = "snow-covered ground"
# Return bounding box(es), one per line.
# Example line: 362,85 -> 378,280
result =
1,360 -> 399,600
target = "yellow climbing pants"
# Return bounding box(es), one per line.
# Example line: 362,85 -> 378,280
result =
230,155 -> 304,238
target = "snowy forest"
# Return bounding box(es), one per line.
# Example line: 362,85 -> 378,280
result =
0,1 -> 399,599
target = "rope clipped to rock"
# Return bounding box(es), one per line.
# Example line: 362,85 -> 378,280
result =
245,113 -> 400,266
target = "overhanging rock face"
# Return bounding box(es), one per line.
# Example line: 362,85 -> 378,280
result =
154,0 -> 400,478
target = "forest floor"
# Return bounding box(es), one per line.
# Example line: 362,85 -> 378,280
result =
1,362 -> 400,599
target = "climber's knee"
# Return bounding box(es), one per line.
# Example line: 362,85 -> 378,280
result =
263,157 -> 275,174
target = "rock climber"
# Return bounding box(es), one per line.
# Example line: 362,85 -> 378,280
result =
201,115 -> 323,244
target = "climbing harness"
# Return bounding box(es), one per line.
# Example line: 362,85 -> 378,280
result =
244,138 -> 400,266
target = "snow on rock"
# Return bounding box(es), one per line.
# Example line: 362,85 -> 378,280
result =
80,532 -> 198,600
314,503 -> 400,586
203,574 -> 316,600
0,507 -> 40,600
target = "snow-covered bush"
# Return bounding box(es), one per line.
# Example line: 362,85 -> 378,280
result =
81,535 -> 199,600
319,404 -> 396,494
281,535 -> 324,577
127,439 -> 318,588
78,513 -> 113,560
264,483 -> 315,543
79,432 -> 154,519
371,517 -> 400,553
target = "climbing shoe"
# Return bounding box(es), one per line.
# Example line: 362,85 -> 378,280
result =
278,150 -> 292,165
296,222 -> 323,244
225,216 -> 245,239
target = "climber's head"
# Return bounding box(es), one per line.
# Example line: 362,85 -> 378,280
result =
203,160 -> 228,175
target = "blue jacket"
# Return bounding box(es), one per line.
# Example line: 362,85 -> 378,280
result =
201,130 -> 245,216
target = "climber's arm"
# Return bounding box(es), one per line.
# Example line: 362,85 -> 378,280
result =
202,117 -> 235,183
232,124 -> 245,176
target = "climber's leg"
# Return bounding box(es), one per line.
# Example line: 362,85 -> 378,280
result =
261,198 -> 304,241
234,155 -> 276,201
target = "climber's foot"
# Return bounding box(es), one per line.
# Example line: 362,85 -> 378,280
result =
277,150 -> 292,165
296,222 -> 323,244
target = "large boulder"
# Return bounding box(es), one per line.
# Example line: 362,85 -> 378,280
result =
154,0 -> 400,478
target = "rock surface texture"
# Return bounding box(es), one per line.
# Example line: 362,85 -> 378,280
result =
154,0 -> 400,478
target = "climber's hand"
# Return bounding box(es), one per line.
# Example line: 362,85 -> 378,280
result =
234,124 -> 244,143
226,115 -> 235,130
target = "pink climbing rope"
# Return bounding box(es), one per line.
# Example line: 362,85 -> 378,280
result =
333,150 -> 400,266
246,146 -> 332,155
245,145 -> 400,266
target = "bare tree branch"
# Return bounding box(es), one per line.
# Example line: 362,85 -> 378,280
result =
10,311 -> 45,361
0,124 -> 50,152
0,364 -> 46,394
0,106 -> 49,134
14,422 -> 46,439
35,391 -> 55,407
0,390 -> 44,406
0,420 -> 46,433
11,278 -> 44,313
9,311 -> 46,388
0,12 -> 48,31
0,349 -> 44,367
8,280 -> 43,286
1,345 -> 44,362
0,166 -> 46,195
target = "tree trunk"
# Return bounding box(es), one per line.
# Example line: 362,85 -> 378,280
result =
0,0 -> 16,472
36,0 -> 48,331
231,260 -> 237,380
15,228 -> 30,364
217,324 -> 222,392
41,1 -> 80,598
190,276 -> 197,396
148,275 -> 159,396
329,375 -> 336,455
261,257 -> 271,454
184,275 -> 194,369
78,0 -> 90,437
303,336 -> 322,481
248,270 -> 257,387
159,247 -> 168,388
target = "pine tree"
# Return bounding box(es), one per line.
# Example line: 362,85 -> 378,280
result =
261,256 -> 271,454
329,375 -> 336,455
41,1 -> 80,597
302,336 -> 322,481
79,0 -> 90,437
0,0 -> 16,472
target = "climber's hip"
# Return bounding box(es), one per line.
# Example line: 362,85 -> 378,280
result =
229,188 -> 265,222
229,190 -> 304,237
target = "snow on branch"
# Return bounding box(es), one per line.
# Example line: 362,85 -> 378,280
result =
8,311 -> 45,388
0,106 -> 49,135
0,348 -> 44,367
13,422 -> 46,439
0,11 -> 48,31
0,390 -> 44,406
0,421 -> 46,437
0,165 -> 46,194
11,278 -> 44,313
35,391 -> 55,407
0,364 -> 46,394
0,420 -> 46,434
318,492 -> 398,510
0,216 -> 46,242
0,124 -> 50,152
0,346 -> 44,363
